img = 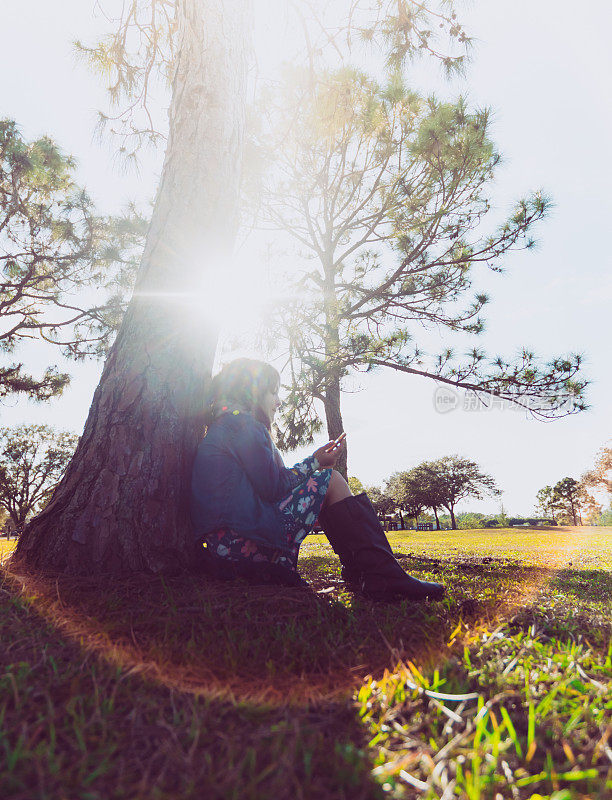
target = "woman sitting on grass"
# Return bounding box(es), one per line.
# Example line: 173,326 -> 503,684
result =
191,358 -> 444,601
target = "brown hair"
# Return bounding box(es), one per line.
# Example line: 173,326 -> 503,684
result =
203,358 -> 280,430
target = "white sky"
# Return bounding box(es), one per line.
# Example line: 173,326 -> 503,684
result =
1,0 -> 611,516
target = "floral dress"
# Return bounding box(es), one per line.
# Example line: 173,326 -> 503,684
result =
204,454 -> 332,572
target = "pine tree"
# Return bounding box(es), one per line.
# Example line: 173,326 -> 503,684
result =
0,120 -> 145,400
252,65 -> 587,477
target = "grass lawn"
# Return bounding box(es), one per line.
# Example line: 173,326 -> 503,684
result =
1,527 -> 611,799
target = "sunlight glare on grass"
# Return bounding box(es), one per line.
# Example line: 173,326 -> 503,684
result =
0,539 -> 16,564
303,526 -> 612,570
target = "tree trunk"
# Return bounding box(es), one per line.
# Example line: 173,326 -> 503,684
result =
449,506 -> 457,530
323,372 -> 347,479
15,0 -> 250,575
433,507 -> 440,530
321,241 -> 348,478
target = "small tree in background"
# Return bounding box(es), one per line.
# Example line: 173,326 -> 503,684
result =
535,485 -> 561,522
348,475 -> 365,495
415,464 -> 448,530
386,469 -> 428,527
593,505 -> 612,526
365,485 -> 397,523
552,477 -> 598,526
457,512 -> 485,530
0,425 -> 79,529
387,463 -> 449,529
575,443 -> 611,525
0,120 -> 146,401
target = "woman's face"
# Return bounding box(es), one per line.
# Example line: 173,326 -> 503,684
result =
259,385 -> 281,425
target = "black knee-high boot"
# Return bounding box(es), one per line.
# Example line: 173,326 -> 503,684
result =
318,493 -> 393,588
319,493 -> 445,601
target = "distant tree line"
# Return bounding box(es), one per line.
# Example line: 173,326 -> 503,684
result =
350,444 -> 612,531
3,424 -> 609,536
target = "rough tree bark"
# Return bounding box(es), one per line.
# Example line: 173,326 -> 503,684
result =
15,0 -> 250,575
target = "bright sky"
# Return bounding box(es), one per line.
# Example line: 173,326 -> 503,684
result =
1,1 -> 610,516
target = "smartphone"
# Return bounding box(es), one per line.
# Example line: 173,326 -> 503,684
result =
325,432 -> 346,452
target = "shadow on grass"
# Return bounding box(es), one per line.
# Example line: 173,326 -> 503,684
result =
0,575 -> 386,800
5,552 -> 541,707
548,568 -> 612,604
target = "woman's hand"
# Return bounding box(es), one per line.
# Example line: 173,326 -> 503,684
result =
313,440 -> 344,469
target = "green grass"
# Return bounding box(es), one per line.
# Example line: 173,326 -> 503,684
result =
1,527 -> 611,799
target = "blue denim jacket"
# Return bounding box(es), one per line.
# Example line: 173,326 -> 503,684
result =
190,411 -> 319,553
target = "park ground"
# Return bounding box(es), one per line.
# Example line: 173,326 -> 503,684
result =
0,527 -> 611,799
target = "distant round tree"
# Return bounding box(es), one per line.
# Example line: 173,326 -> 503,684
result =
403,456 -> 500,530
552,477 -> 598,526
535,485 -> 561,522
0,425 -> 78,529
